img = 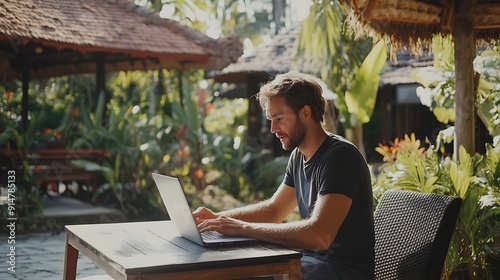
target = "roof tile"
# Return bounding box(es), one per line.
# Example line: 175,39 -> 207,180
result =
0,0 -> 242,80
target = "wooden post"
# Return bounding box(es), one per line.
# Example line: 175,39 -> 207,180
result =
178,71 -> 184,107
453,0 -> 475,156
247,75 -> 262,147
95,54 -> 106,98
21,58 -> 29,131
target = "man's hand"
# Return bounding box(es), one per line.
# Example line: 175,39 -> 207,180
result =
192,207 -> 218,225
197,215 -> 248,237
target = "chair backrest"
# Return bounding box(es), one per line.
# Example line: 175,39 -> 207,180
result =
374,189 -> 462,280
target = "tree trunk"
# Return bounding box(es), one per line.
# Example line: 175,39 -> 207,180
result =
345,125 -> 366,158
323,101 -> 337,134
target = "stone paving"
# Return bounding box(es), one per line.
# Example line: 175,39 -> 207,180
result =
0,230 -> 108,279
0,193 -> 125,279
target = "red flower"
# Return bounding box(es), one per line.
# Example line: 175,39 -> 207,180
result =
34,166 -> 45,173
197,88 -> 208,109
6,90 -> 13,103
193,168 -> 204,180
72,107 -> 80,117
204,103 -> 215,115
177,125 -> 188,140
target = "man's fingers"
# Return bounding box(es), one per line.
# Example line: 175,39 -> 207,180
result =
192,207 -> 205,218
197,219 -> 217,232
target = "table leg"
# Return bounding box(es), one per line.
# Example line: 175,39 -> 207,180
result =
63,234 -> 78,280
289,258 -> 302,280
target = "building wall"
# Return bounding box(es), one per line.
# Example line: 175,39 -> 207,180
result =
363,83 -> 447,162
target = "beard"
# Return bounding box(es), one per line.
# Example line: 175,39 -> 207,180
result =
281,117 -> 306,151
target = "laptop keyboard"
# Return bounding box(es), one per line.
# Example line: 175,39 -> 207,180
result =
201,231 -> 226,240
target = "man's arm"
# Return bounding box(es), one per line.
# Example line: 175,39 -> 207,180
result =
198,193 -> 352,251
193,183 -> 297,223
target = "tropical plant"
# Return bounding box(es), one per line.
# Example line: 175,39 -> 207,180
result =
69,89 -> 127,211
412,36 -> 500,146
375,133 -> 426,164
140,0 -> 280,43
0,74 -> 95,220
21,63 -> 264,218
297,0 -> 385,156
69,88 -> 171,216
0,103 -> 69,219
158,80 -> 250,200
374,139 -> 500,279
475,48 -> 500,145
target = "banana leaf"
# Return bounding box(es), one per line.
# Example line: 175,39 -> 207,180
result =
345,40 -> 387,124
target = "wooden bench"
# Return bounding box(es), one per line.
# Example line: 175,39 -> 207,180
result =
0,148 -> 109,198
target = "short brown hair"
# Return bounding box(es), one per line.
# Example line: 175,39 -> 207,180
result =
256,71 -> 326,123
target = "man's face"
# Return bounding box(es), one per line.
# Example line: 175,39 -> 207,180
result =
265,97 -> 306,151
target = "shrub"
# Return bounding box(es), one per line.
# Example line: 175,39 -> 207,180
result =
374,137 -> 500,279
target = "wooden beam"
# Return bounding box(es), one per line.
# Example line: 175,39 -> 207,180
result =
474,3 -> 500,29
367,1 -> 442,24
362,0 -> 379,19
439,1 -> 454,31
453,0 -> 475,156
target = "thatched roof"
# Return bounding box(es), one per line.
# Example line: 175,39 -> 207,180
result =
210,26 -> 301,84
338,0 -> 499,154
380,51 -> 434,86
0,0 -> 243,82
212,24 -> 430,88
381,65 -> 425,86
340,0 -> 500,44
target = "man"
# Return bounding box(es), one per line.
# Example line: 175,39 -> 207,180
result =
194,71 -> 374,280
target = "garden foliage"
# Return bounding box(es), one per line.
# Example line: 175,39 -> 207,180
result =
374,134 -> 500,279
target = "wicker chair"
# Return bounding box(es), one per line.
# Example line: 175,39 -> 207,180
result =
374,189 -> 462,280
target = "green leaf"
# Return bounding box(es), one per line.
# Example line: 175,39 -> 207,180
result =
432,34 -> 454,71
433,107 -> 455,124
71,159 -> 114,186
0,127 -> 23,149
477,77 -> 495,99
114,153 -> 121,183
460,185 -> 483,226
54,104 -> 73,133
474,49 -> 500,80
423,176 -> 438,192
94,90 -> 106,128
477,100 -> 500,137
71,159 -> 111,173
345,40 -> 387,124
79,100 -> 93,130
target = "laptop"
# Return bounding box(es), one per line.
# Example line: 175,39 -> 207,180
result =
152,173 -> 259,247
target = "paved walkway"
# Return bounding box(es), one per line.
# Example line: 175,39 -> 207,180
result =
1,193 -> 124,279
0,185 -> 245,279
0,231 -> 108,279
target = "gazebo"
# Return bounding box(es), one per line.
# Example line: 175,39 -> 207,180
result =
338,0 -> 500,155
0,0 -> 243,127
210,26 -> 337,154
211,26 -> 301,151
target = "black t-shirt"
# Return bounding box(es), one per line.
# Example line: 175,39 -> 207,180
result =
283,134 -> 375,277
